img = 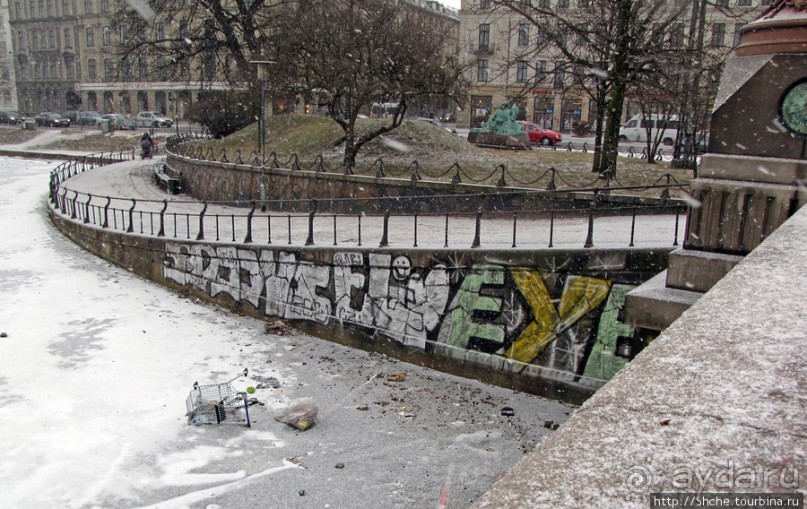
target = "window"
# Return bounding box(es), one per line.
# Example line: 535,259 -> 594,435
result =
39,29 -> 46,48
156,22 -> 164,40
120,58 -> 130,79
62,0 -> 70,14
579,0 -> 589,7
670,23 -> 684,48
29,0 -> 35,17
0,42 -> 5,54
516,61 -> 528,83
715,0 -> 728,5
103,26 -> 110,45
138,55 -> 148,78
64,28 -> 70,47
15,2 -> 21,19
558,0 -> 569,8
46,0 -> 52,15
734,23 -> 745,46
88,59 -> 96,79
539,0 -> 550,5
204,56 -> 215,79
573,63 -> 585,85
51,60 -> 58,79
86,27 -> 94,47
104,58 -> 112,79
535,60 -> 547,83
711,23 -> 725,47
42,62 -> 48,78
478,23 -> 490,50
18,31 -> 24,50
553,60 -> 565,89
32,30 -> 38,49
101,0 -> 109,12
66,60 -> 74,79
119,25 -> 128,44
84,0 -> 93,14
48,28 -> 54,48
156,56 -> 166,79
479,0 -> 490,8
518,23 -> 529,46
477,59 -> 489,82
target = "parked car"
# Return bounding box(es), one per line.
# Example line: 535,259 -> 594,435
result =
410,116 -> 457,134
0,110 -> 22,124
62,110 -> 79,123
34,112 -> 71,127
517,121 -> 562,146
136,111 -> 173,128
96,113 -> 136,130
77,111 -> 101,126
618,114 -> 679,146
676,131 -> 710,154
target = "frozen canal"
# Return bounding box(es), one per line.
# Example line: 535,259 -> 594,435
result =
0,155 -> 575,508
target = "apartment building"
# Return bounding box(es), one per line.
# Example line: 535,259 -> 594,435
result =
0,0 -> 17,110
457,0 -> 767,130
7,0 -> 229,117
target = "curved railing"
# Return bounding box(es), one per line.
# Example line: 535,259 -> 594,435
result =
50,182 -> 687,251
47,149 -> 137,201
163,133 -> 689,192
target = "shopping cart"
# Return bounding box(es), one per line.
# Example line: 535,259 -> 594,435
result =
186,368 -> 252,427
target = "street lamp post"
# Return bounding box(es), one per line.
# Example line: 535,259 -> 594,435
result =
250,59 -> 275,212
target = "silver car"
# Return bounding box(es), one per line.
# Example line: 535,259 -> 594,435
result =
96,114 -> 136,130
136,111 -> 173,128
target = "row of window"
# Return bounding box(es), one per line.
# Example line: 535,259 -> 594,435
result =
476,57 -> 716,85
12,0 -> 125,20
18,56 -> 194,81
477,20 -> 745,52
477,0 -> 766,8
16,23 -> 164,51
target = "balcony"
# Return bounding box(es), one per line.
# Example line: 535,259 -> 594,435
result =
469,42 -> 496,55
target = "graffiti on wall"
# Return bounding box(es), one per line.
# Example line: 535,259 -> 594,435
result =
164,243 -> 635,381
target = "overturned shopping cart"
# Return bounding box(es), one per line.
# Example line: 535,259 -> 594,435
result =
186,368 -> 252,427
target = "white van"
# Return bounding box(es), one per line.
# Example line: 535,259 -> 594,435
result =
619,114 -> 679,145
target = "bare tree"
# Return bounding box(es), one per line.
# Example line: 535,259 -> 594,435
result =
114,0 -> 467,169
270,0 -> 468,169
113,0 -> 283,86
490,0 -> 691,177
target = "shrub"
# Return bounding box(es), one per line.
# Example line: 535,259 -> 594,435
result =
188,89 -> 259,138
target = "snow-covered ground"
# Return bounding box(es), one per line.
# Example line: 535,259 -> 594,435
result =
0,155 -> 575,508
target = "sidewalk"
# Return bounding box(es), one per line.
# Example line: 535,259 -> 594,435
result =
57,157 -> 686,251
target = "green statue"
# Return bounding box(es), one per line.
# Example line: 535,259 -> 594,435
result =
474,103 -> 525,135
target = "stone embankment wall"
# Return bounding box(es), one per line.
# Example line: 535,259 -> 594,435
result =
50,210 -> 670,403
165,153 -> 682,215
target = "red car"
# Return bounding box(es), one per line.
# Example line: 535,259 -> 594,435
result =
518,121 -> 562,146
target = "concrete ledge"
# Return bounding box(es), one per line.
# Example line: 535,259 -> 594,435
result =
699,153 -> 807,186
623,270 -> 702,331
665,248 -> 744,293
472,206 -> 807,508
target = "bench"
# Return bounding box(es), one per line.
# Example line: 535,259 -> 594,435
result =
154,163 -> 182,195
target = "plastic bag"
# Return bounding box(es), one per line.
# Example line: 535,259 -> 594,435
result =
274,397 -> 319,431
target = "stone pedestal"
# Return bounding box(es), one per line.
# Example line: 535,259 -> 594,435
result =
625,2 -> 807,335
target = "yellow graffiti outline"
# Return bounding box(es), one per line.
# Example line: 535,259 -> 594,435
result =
505,269 -> 611,364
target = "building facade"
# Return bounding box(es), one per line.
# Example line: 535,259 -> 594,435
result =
0,0 -> 18,110
7,0 -> 228,117
457,0 -> 767,130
